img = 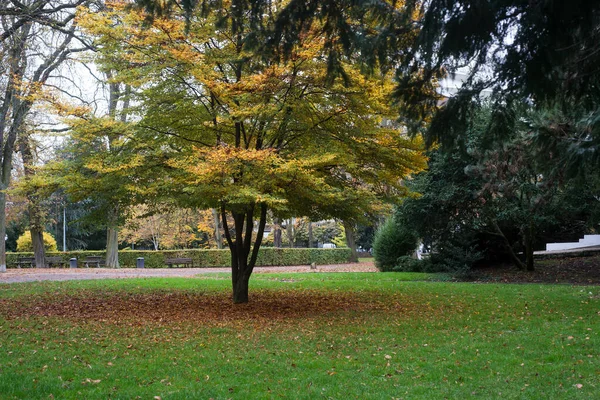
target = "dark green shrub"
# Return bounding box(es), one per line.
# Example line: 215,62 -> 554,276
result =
429,234 -> 483,277
372,217 -> 418,271
391,255 -> 436,272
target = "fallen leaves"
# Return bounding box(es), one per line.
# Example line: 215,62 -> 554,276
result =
82,378 -> 101,385
470,255 -> 600,284
0,289 -> 440,329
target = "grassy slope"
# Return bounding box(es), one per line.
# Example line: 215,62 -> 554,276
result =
0,273 -> 598,399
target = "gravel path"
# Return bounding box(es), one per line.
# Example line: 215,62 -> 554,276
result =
0,262 -> 377,284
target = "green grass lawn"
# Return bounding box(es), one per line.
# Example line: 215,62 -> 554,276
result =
0,272 -> 598,399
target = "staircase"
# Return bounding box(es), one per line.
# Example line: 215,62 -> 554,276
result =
545,235 -> 600,251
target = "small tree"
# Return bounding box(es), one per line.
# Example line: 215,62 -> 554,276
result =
372,217 -> 418,271
16,232 -> 58,253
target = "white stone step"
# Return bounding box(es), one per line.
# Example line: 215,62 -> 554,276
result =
546,235 -> 600,251
546,242 -> 584,251
578,235 -> 600,246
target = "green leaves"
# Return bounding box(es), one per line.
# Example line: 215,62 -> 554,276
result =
77,1 -> 427,222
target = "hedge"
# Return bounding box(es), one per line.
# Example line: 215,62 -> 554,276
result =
6,247 -> 352,268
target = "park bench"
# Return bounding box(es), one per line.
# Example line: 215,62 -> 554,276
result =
82,256 -> 105,268
14,257 -> 35,268
165,257 -> 194,268
45,256 -> 66,268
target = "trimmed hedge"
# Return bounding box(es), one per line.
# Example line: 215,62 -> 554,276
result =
6,248 -> 352,268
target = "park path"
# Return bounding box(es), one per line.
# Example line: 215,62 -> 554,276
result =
0,262 -> 377,284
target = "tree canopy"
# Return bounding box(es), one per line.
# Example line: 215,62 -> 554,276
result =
396,0 -> 600,159
70,0 -> 428,302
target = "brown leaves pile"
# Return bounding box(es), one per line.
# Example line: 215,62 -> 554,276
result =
0,290 -> 439,329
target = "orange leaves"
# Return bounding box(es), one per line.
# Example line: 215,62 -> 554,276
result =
169,146 -> 341,211
0,289 -> 435,329
75,0 -> 429,224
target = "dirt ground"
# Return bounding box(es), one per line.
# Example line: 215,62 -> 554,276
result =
0,262 -> 378,284
470,255 -> 600,285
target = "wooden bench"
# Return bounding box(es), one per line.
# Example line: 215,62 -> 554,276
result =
14,257 -> 35,268
45,256 -> 67,268
165,257 -> 194,268
83,256 -> 105,268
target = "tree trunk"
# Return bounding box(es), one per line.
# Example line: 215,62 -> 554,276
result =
20,134 -> 46,268
233,275 -> 250,303
222,202 -> 267,304
308,221 -> 313,248
106,227 -> 119,268
30,228 -> 46,268
28,203 -> 46,268
0,191 -> 6,272
62,204 -> 67,251
212,208 -> 222,249
231,251 -> 250,304
106,207 -> 120,268
286,218 -> 294,248
273,217 -> 282,248
523,220 -> 535,271
343,220 -> 359,263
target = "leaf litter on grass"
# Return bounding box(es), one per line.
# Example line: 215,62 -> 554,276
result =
0,289 -> 449,330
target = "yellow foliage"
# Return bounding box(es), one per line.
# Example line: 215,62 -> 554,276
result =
73,0 -> 428,223
16,231 -> 58,252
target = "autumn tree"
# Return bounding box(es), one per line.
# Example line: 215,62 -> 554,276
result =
15,126 -> 56,267
0,0 -> 92,271
53,100 -> 146,267
77,1 -> 427,303
121,206 -> 216,250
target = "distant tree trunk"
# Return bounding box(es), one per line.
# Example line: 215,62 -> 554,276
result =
106,227 -> 119,268
106,207 -> 119,268
28,187 -> 47,268
222,202 -> 267,304
308,221 -> 313,248
62,205 -> 67,251
343,220 -> 359,262
104,78 -> 129,268
273,217 -> 282,248
0,192 -> 6,272
212,208 -> 222,249
286,218 -> 294,248
0,25 -> 31,273
19,132 -> 46,268
31,229 -> 46,268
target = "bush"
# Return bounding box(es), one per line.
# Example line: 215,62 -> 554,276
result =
372,217 -> 418,271
16,231 -> 58,252
391,255 -> 426,272
6,247 -> 352,268
429,235 -> 483,277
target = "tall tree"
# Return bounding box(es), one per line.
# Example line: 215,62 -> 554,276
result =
0,0 -> 91,272
17,128 -> 52,268
77,1 -> 427,303
398,105 -> 598,272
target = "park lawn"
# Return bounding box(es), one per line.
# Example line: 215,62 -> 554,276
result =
0,273 -> 598,399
